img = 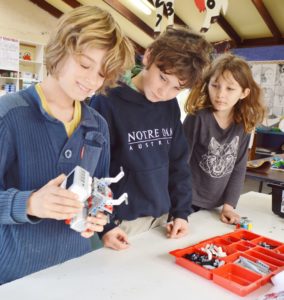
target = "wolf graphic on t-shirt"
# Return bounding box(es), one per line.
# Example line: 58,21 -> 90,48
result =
199,136 -> 239,178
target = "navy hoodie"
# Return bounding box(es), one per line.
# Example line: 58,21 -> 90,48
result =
90,83 -> 192,234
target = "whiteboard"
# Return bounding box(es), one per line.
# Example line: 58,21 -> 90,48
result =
0,36 -> 19,71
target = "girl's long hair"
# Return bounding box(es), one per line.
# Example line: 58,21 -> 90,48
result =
185,53 -> 266,133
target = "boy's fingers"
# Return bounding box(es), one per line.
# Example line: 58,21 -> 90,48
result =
166,223 -> 173,233
49,211 -> 77,220
95,212 -> 107,219
81,231 -> 94,239
170,224 -> 178,236
51,205 -> 81,215
118,235 -> 130,245
52,187 -> 79,201
85,223 -> 104,232
87,216 -> 107,226
112,238 -> 129,250
168,224 -> 185,238
170,230 -> 186,239
47,174 -> 66,186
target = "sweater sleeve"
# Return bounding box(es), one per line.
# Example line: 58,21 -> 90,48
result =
0,118 -> 38,225
168,106 -> 192,221
222,132 -> 250,208
89,95 -> 117,237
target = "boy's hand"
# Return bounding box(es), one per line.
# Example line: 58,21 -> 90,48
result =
220,204 -> 240,224
102,227 -> 129,250
81,212 -> 108,238
166,218 -> 189,239
27,174 -> 83,220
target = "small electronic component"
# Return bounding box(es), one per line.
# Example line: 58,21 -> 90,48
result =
61,166 -> 92,202
234,256 -> 270,275
61,166 -> 128,232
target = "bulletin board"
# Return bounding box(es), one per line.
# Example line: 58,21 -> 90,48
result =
249,61 -> 284,117
0,36 -> 19,72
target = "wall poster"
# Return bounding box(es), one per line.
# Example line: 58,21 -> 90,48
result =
250,61 -> 284,118
0,36 -> 19,72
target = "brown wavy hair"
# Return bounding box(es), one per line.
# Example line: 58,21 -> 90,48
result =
45,5 -> 134,93
146,26 -> 213,88
185,53 -> 266,132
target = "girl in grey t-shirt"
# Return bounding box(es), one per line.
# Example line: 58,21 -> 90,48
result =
183,53 -> 266,224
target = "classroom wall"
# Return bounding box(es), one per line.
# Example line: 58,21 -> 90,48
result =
232,45 -> 284,61
0,0 -> 56,44
232,46 -> 284,118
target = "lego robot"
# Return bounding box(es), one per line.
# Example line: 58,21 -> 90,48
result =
61,166 -> 128,232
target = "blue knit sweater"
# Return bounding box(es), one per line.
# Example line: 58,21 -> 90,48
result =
0,86 -> 110,284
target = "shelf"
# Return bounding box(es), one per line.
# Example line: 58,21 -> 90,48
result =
19,59 -> 42,65
0,76 -> 17,80
0,37 -> 44,93
19,78 -> 40,82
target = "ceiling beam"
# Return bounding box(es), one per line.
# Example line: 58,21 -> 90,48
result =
216,15 -> 242,47
240,37 -> 284,48
61,0 -> 81,8
251,0 -> 282,39
29,0 -> 63,18
147,0 -> 243,52
30,0 -> 145,53
102,0 -> 153,38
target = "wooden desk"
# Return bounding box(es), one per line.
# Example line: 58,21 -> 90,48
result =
246,154 -> 284,192
0,192 -> 283,300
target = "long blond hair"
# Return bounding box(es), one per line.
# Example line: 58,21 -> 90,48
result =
185,53 -> 266,132
45,5 -> 135,92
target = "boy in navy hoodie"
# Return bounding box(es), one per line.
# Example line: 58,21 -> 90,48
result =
90,27 -> 212,250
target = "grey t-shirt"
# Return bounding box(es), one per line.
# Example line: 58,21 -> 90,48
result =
183,108 -> 250,209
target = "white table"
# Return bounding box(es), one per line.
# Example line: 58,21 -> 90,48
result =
0,192 -> 283,300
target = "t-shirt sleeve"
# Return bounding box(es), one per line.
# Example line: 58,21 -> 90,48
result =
222,132 -> 250,208
182,113 -> 198,162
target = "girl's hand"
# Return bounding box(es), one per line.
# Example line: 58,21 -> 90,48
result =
27,174 -> 83,220
220,204 -> 240,224
166,218 -> 189,239
81,212 -> 108,238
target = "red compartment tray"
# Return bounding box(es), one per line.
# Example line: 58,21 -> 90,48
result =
169,229 -> 284,297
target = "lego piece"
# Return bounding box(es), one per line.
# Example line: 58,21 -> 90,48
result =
61,166 -> 128,232
236,216 -> 253,230
234,256 -> 270,275
258,241 -> 276,250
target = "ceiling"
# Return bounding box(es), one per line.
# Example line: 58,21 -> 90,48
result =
28,0 -> 284,54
